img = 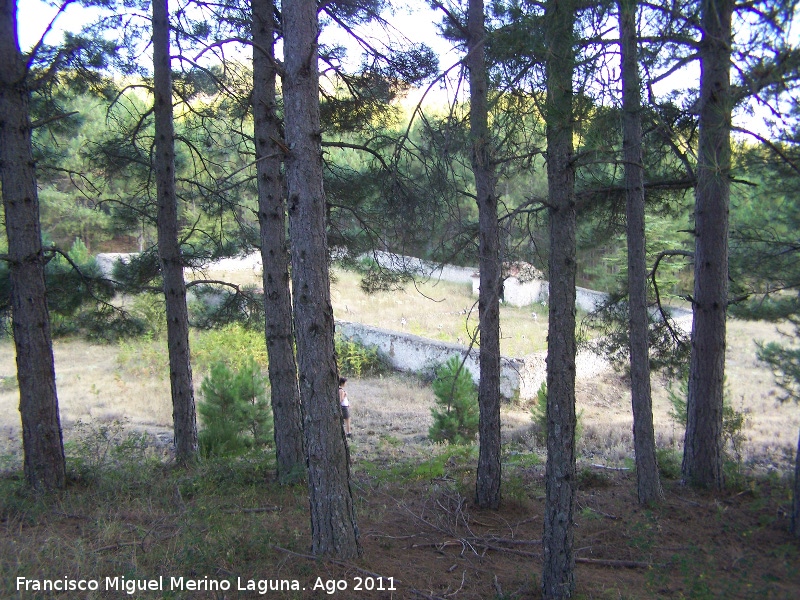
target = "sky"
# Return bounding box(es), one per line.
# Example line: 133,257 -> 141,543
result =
14,0 -> 790,137
17,0 -> 104,52
15,0 -> 453,60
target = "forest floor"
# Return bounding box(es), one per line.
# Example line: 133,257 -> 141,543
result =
0,397 -> 798,599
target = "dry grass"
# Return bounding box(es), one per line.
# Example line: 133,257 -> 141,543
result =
330,269 -> 551,356
0,338 -> 173,469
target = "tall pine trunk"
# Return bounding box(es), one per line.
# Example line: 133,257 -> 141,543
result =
683,0 -> 733,490
619,0 -> 663,505
793,427 -> 800,537
468,0 -> 502,511
0,0 -> 66,490
252,0 -> 306,483
282,0 -> 361,558
542,0 -> 577,596
153,0 -> 198,462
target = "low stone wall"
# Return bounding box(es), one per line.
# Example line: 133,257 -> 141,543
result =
336,320 -> 613,401
368,251 -> 477,284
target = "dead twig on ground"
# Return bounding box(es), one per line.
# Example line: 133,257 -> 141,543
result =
220,506 -> 280,514
576,557 -> 657,569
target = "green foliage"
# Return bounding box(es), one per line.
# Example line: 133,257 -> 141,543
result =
655,447 -> 683,479
667,378 -> 748,462
428,356 -> 479,445
128,293 -> 167,337
65,418 -> 155,483
198,360 -> 273,458
191,323 -> 269,374
189,284 -> 265,331
116,323 -> 269,380
335,335 -> 388,377
529,382 -> 548,441
0,238 -> 113,326
583,294 -> 691,380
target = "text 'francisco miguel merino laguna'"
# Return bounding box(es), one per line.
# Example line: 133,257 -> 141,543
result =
16,576 -> 302,595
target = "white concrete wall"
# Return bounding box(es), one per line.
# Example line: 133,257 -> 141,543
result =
575,286 -> 609,313
504,277 -> 548,307
368,251 -> 477,284
336,320 -> 525,399
336,320 -> 616,401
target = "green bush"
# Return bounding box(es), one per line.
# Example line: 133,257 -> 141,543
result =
530,382 -> 548,441
129,293 -> 167,338
198,360 -> 273,458
191,323 -> 269,374
655,447 -> 683,479
428,356 -> 479,445
65,418 -> 154,484
335,335 -> 388,377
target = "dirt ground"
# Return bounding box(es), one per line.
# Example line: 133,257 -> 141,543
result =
334,468 -> 799,599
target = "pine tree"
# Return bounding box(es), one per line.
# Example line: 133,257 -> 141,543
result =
0,0 -> 66,490
283,0 -> 361,559
429,356 -> 480,445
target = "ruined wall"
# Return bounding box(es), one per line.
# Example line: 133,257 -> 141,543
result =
336,320 -> 611,401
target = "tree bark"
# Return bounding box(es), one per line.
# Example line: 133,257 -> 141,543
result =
682,0 -> 733,490
542,0 -> 577,596
467,0 -> 502,511
153,0 -> 198,463
793,427 -> 800,537
252,0 -> 306,484
282,0 -> 361,558
619,0 -> 663,505
0,0 -> 66,490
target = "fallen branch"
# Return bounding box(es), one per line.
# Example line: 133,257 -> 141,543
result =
478,543 -> 540,559
480,536 -> 542,547
576,557 -> 655,569
220,506 -> 280,514
93,540 -> 141,553
590,463 -> 630,471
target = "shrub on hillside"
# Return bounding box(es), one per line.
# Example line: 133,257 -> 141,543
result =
428,356 -> 479,445
191,323 -> 269,373
335,335 -> 389,377
198,360 -> 273,457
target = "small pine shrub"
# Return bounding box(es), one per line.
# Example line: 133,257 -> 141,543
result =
530,382 -> 548,442
655,447 -> 682,479
428,356 -> 479,445
198,360 -> 273,457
